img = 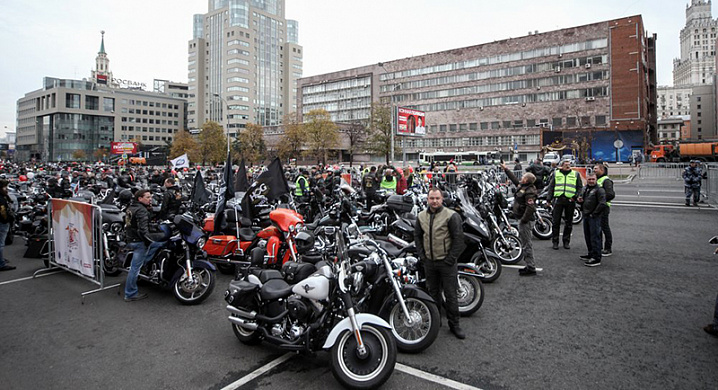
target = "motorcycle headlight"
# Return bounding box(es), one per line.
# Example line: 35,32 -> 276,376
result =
196,236 -> 207,249
351,272 -> 364,295
102,223 -> 110,232
110,222 -> 123,234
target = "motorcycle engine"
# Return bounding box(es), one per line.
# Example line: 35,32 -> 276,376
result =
287,294 -> 311,323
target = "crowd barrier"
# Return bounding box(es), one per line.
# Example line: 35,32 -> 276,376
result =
636,162 -> 718,206
33,199 -> 120,302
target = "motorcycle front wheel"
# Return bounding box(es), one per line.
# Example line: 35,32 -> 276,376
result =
472,252 -> 502,283
387,297 -> 439,353
492,234 -> 523,264
103,246 -> 122,276
456,274 -> 484,317
173,267 -> 216,305
330,324 -> 397,389
572,208 -> 583,224
532,214 -> 553,240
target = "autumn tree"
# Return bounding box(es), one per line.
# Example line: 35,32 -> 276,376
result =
277,112 -> 306,166
366,102 -> 401,165
304,109 -> 339,166
170,130 -> 200,163
72,150 -> 87,161
197,121 -> 228,165
238,123 -> 267,166
345,120 -> 368,169
93,148 -> 109,161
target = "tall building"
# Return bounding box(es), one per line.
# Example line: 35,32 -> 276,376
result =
15,34 -> 186,161
187,0 -> 302,136
657,86 -> 693,118
673,0 -> 718,86
297,16 -> 657,163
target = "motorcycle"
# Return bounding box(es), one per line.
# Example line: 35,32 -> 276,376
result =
112,214 -> 217,305
224,232 -> 397,389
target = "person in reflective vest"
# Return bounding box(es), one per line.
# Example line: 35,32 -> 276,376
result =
295,170 -> 309,199
594,163 -> 615,257
380,169 -> 397,191
546,159 -> 582,250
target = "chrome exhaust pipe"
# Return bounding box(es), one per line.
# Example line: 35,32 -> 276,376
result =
228,315 -> 258,331
226,305 -> 257,319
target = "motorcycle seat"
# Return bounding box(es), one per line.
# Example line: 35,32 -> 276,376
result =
259,278 -> 294,300
250,269 -> 284,283
378,240 -> 403,258
239,227 -> 255,241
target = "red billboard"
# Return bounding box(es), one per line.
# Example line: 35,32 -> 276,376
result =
111,142 -> 138,155
397,107 -> 426,136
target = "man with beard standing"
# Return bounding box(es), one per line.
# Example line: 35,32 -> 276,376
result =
546,159 -> 582,250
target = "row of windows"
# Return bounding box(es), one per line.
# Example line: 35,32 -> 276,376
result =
381,38 -> 608,81
121,118 -> 180,125
405,134 -> 541,148
120,126 -> 178,133
228,39 -> 250,47
121,109 -> 179,117
228,67 -> 250,74
228,58 -> 249,66
424,115 -> 607,134
228,49 -> 250,56
302,76 -> 371,95
302,87 -> 371,105
120,99 -> 180,109
227,86 -> 250,92
65,94 -> 115,112
228,77 -> 250,83
380,55 -> 607,93
120,135 -> 173,141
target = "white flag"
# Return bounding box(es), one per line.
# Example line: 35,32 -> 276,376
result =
171,153 -> 190,168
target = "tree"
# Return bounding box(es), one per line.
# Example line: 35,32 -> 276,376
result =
366,102 -> 400,165
277,112 -> 306,166
170,130 -> 200,163
345,120 -> 368,169
93,148 -> 109,161
304,109 -> 339,166
197,121 -> 228,165
238,123 -> 267,166
72,150 -> 87,161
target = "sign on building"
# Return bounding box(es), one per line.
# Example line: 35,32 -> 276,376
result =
397,107 -> 426,136
110,142 -> 138,155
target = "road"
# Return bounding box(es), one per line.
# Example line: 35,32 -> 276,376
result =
1,178 -> 718,390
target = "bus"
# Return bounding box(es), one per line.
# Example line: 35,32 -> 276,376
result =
418,151 -> 502,166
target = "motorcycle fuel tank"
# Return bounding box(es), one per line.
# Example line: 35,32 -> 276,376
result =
292,273 -> 330,300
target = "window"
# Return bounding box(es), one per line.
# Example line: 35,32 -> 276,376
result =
460,123 -> 468,132
469,123 -> 478,131
595,115 -> 607,125
439,124 -> 447,132
581,116 -> 591,126
552,118 -> 562,128
449,124 -> 457,132
85,95 -> 99,110
480,122 -> 488,130
566,117 -> 577,127
65,93 -> 80,109
491,121 -> 500,129
527,119 -> 536,127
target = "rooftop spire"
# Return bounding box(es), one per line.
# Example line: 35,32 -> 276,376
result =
99,30 -> 106,54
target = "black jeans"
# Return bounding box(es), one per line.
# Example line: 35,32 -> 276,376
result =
423,259 -> 460,327
583,214 -> 603,260
552,197 -> 575,244
601,209 -> 612,251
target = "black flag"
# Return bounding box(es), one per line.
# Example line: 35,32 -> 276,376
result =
213,151 -> 234,235
235,158 -> 250,192
240,157 -> 290,219
190,170 -> 209,207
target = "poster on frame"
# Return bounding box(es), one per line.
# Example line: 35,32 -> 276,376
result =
51,199 -> 95,278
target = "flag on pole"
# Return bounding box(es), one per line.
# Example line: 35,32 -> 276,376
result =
235,158 -> 250,192
171,153 -> 190,169
240,157 -> 290,218
190,170 -> 210,207
213,151 -> 234,235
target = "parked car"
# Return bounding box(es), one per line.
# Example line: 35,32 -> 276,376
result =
543,152 -> 561,166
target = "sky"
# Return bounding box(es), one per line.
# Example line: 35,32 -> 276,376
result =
0,0 -> 696,138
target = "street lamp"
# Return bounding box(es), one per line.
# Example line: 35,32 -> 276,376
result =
377,62 -> 398,164
212,93 -> 231,153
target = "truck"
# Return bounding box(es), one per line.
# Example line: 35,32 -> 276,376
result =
649,142 -> 718,162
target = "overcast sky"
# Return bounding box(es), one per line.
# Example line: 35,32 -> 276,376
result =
0,0 -> 696,138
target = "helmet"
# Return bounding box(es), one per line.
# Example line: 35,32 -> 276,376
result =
18,175 -> 27,182
26,172 -> 34,180
118,189 -> 133,203
295,231 -> 315,254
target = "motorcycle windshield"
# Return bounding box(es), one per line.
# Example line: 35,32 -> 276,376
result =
456,188 -> 480,219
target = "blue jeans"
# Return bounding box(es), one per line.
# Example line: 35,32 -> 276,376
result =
124,241 -> 164,298
0,222 -> 9,268
583,215 -> 602,260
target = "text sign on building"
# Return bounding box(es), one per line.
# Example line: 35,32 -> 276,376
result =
110,142 -> 138,155
397,107 -> 426,136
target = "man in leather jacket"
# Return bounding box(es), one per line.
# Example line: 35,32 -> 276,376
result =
525,158 -> 550,191
159,178 -> 182,220
502,162 -> 539,276
578,173 -> 607,267
124,189 -> 165,301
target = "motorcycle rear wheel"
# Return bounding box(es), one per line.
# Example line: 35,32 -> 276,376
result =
492,235 -> 523,264
330,325 -> 396,389
532,214 -> 553,240
456,274 -> 484,317
173,267 -> 215,305
231,315 -> 261,345
387,297 -> 439,353
572,208 -> 583,224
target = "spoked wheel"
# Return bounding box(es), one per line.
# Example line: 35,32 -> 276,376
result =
388,297 -> 440,353
330,325 -> 397,389
455,274 -> 484,317
492,234 -> 523,264
103,247 -> 122,276
173,267 -> 216,305
572,208 -> 583,224
472,253 -> 502,283
533,214 -> 553,240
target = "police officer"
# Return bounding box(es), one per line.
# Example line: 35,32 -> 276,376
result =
295,168 -> 310,200
594,163 -> 615,256
362,166 -> 378,208
682,160 -> 703,207
380,168 -> 397,192
546,159 -> 582,250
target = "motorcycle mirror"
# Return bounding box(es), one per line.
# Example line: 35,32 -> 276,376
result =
710,236 -> 718,245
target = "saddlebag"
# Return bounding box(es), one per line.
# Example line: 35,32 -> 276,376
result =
225,279 -> 259,306
281,261 -> 316,283
23,235 -> 48,259
387,194 -> 413,213
204,235 -> 238,256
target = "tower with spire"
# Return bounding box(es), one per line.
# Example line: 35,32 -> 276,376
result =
91,31 -> 114,86
673,0 -> 718,86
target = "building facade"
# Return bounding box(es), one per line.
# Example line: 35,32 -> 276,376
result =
657,86 -> 693,118
690,84 -> 717,139
673,0 -> 718,86
297,15 -> 657,163
187,0 -> 302,136
657,117 -> 687,141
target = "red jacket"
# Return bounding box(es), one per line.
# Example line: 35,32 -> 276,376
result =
396,176 -> 408,195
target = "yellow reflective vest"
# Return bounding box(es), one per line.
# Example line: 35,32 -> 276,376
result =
553,170 -> 578,198
597,175 -> 611,207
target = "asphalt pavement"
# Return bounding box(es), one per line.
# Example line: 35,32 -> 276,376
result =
1,178 -> 718,390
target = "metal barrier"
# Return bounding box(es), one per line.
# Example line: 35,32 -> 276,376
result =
33,199 -> 120,302
635,162 -> 718,206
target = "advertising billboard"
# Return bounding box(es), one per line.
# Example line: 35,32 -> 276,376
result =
397,107 -> 426,136
110,142 -> 138,155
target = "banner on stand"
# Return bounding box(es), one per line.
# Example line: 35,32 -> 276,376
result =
51,199 -> 95,278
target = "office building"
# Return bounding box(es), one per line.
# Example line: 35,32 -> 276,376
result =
297,15 -> 657,163
673,0 -> 718,86
187,0 -> 302,136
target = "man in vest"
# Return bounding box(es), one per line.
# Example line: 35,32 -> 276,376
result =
414,187 -> 466,339
294,168 -> 310,201
546,159 -> 582,250
594,163 -> 615,256
380,168 -> 397,192
362,166 -> 378,208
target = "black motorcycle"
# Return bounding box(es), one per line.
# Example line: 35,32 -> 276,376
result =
224,232 -> 397,389
111,214 -> 217,305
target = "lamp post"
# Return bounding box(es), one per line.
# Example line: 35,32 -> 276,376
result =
212,93 -> 231,153
378,62 -> 398,164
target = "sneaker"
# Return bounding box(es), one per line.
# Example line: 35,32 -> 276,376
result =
602,249 -> 612,257
552,242 -> 559,250
518,267 -> 537,276
563,242 -> 570,250
0,265 -> 16,271
579,254 -> 592,260
584,259 -> 601,267
449,325 -> 466,340
124,293 -> 148,302
704,324 -> 718,337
